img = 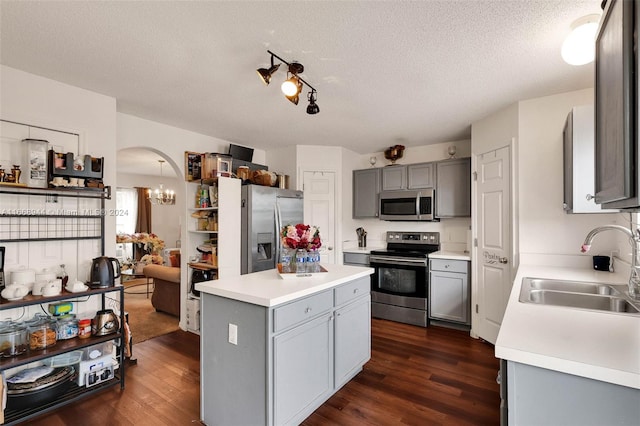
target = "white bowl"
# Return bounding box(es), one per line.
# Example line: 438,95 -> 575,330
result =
2,285 -> 29,300
65,283 -> 88,293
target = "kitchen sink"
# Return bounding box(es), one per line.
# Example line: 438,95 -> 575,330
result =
525,278 -> 618,295
519,277 -> 640,315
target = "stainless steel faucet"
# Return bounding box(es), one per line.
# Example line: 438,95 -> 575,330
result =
581,225 -> 640,300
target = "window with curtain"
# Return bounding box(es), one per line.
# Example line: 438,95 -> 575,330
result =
115,187 -> 138,260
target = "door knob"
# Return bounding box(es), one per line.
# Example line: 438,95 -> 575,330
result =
499,257 -> 508,264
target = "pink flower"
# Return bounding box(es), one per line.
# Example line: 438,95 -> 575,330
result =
281,224 -> 322,250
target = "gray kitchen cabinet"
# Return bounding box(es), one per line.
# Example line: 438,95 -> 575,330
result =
353,168 -> 380,218
334,294 -> 370,388
594,0 -> 639,209
381,165 -> 406,190
563,105 -> 617,213
429,258 -> 470,325
505,361 -> 640,425
343,252 -> 370,266
435,157 -> 471,217
201,276 -> 371,426
407,162 -> 435,189
274,312 -> 333,425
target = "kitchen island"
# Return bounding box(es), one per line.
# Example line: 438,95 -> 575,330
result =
496,264 -> 640,425
196,264 -> 374,426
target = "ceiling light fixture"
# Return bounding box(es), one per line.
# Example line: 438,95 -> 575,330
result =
257,50 -> 319,114
561,14 -> 601,66
256,54 -> 281,85
147,160 -> 175,205
307,90 -> 320,115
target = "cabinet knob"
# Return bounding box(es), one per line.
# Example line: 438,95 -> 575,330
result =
445,264 -> 450,268
353,288 -> 359,294
499,257 -> 508,264
586,194 -> 594,201
305,307 -> 312,314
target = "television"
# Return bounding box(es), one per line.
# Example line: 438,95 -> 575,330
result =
228,144 -> 254,162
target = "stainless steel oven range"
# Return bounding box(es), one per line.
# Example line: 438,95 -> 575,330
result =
369,231 -> 440,327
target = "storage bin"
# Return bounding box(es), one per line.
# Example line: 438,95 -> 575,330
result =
79,341 -> 113,360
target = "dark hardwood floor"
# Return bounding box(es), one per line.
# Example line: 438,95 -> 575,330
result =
23,319 -> 499,425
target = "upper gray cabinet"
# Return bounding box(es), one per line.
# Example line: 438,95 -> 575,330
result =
564,105 -> 618,214
407,162 -> 435,189
436,158 -> 471,217
353,168 -> 380,218
594,0 -> 639,209
381,165 -> 406,190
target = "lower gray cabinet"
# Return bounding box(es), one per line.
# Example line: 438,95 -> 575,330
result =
506,361 -> 640,425
201,276 -> 371,426
429,259 -> 470,324
334,295 -> 371,388
274,313 -> 333,425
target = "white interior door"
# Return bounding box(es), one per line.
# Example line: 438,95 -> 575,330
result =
303,171 -> 336,264
475,145 -> 512,344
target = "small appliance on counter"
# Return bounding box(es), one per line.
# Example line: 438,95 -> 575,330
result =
91,309 -> 119,336
89,256 -> 121,288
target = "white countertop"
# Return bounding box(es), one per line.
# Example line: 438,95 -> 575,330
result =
429,250 -> 471,261
342,246 -> 383,254
495,264 -> 640,389
195,263 -> 374,308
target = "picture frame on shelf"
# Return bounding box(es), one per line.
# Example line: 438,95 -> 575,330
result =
185,151 -> 204,182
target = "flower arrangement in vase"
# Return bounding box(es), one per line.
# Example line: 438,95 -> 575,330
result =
116,232 -> 166,254
280,224 -> 322,273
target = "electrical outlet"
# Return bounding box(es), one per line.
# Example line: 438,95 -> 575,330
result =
228,323 -> 238,345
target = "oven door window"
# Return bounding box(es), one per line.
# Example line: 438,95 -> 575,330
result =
372,263 -> 427,298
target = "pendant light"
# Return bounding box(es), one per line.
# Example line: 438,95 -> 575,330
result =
147,160 -> 175,205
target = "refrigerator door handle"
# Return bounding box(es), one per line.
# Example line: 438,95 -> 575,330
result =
274,201 -> 282,266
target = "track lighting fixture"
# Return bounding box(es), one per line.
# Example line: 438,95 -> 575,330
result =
307,90 -> 320,114
256,54 -> 281,85
257,50 -> 320,114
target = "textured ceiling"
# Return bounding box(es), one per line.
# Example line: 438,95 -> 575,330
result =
0,0 -> 601,175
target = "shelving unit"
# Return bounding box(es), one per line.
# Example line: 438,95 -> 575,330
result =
0,184 -> 125,425
184,177 -> 241,334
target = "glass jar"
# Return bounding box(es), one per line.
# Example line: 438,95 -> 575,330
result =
0,321 -> 28,357
78,318 -> 92,339
56,314 -> 79,340
27,317 -> 57,350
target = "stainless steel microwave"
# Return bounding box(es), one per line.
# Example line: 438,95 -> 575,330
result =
379,189 -> 435,221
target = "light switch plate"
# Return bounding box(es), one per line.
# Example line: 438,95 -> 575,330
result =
228,323 -> 238,345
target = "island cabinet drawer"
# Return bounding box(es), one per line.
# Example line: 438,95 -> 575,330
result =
273,290 -> 333,332
343,252 -> 369,266
335,276 -> 370,307
429,259 -> 468,274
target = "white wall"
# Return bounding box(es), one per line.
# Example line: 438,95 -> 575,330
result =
517,88 -> 623,263
1,65 -> 117,252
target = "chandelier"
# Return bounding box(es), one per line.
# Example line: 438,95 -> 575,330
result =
147,160 -> 175,205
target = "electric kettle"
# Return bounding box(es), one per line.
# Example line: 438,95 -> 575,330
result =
90,256 -> 121,288
92,309 -> 119,336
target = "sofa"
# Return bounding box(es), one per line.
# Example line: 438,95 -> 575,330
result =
143,251 -> 180,317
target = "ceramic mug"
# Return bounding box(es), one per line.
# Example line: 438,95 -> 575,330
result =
69,177 -> 78,186
32,280 -> 47,296
52,177 -> 66,186
77,178 -> 85,187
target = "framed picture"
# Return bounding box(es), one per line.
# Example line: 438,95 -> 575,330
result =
185,151 -> 204,182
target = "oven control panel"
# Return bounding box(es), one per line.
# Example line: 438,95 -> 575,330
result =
385,231 -> 439,244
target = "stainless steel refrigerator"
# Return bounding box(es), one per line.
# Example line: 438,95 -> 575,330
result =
241,185 -> 304,274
